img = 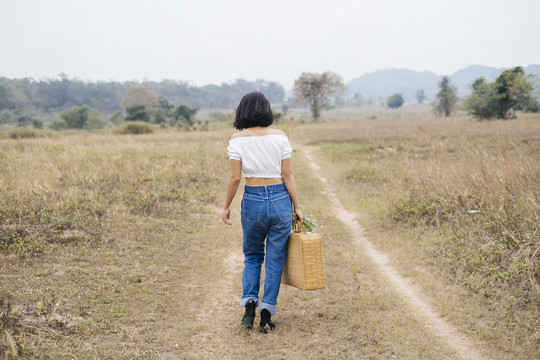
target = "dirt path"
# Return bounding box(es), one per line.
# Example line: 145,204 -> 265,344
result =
189,206 -> 245,354
303,148 -> 486,360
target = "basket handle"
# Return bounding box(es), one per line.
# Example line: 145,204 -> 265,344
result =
294,219 -> 304,233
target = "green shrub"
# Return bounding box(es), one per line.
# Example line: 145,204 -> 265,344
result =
32,117 -> 44,129
9,127 -> 36,139
387,93 -> 404,109
49,119 -> 67,131
109,111 -> 124,126
117,121 -> 154,135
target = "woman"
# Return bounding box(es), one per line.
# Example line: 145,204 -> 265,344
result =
222,92 -> 303,333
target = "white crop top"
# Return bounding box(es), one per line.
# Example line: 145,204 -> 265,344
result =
227,134 -> 292,178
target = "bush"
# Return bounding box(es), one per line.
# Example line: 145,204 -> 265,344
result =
174,104 -> 198,126
109,111 -> 124,126
9,127 -> 36,139
32,117 -> 43,129
49,119 -> 67,131
117,121 -> 154,135
86,114 -> 107,130
463,78 -> 497,120
58,105 -> 106,129
523,97 -> 540,113
387,93 -> 404,109
61,105 -> 90,129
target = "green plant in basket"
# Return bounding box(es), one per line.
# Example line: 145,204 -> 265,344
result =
292,213 -> 320,233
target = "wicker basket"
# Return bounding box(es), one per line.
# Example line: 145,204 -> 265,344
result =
281,222 -> 325,290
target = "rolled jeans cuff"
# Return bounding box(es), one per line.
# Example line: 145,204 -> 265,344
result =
240,297 -> 258,307
259,302 -> 276,315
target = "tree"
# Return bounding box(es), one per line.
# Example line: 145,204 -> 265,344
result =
14,110 -> 32,127
121,85 -> 158,122
254,79 -> 286,103
415,89 -> 426,104
463,67 -> 537,120
157,95 -> 175,118
492,66 -> 534,119
0,109 -> 15,124
1,76 -> 287,114
0,83 -> 14,110
387,93 -> 404,108
45,72 -> 71,109
523,96 -> 540,113
61,105 -> 91,128
433,76 -> 458,116
462,78 -> 498,120
125,105 -> 149,122
109,111 -> 124,126
273,111 -> 283,124
354,92 -> 364,106
59,105 -> 105,129
152,108 -> 167,125
173,104 -> 197,126
293,71 -> 345,121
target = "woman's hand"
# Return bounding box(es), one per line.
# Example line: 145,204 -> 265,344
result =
294,208 -> 304,223
222,207 -> 232,225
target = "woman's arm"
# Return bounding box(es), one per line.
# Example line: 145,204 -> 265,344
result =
281,158 -> 303,222
222,159 -> 242,225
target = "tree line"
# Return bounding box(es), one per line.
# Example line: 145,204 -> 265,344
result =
0,74 -> 285,118
1,67 -> 538,130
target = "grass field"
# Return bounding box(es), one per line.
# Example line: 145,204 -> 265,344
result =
1,106 -> 539,359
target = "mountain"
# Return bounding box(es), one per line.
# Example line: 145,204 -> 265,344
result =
346,64 -> 540,102
449,65 -> 502,90
346,69 -> 440,103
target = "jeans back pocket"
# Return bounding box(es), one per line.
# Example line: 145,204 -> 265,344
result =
242,197 -> 264,223
270,194 -> 292,221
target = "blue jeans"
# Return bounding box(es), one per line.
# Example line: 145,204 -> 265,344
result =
240,183 -> 292,315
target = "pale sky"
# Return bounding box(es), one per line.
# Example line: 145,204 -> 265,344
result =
1,0 -> 539,90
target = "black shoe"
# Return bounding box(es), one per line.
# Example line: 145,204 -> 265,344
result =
259,309 -> 275,334
241,301 -> 256,329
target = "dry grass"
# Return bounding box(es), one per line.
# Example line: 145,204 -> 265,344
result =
0,126 -> 459,359
297,111 -> 540,358
0,130 -> 229,358
1,110 -> 539,358
116,121 -> 155,135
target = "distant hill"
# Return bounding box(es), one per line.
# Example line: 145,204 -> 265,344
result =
346,65 -> 540,102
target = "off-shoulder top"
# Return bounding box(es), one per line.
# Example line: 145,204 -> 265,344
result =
227,134 -> 292,178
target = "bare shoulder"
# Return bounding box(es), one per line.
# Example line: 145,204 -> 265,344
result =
230,132 -> 242,140
269,128 -> 287,137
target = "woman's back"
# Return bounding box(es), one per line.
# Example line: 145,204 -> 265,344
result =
228,128 -> 292,179
222,91 -> 303,331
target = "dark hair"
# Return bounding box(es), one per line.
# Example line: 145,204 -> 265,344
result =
233,92 -> 274,130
